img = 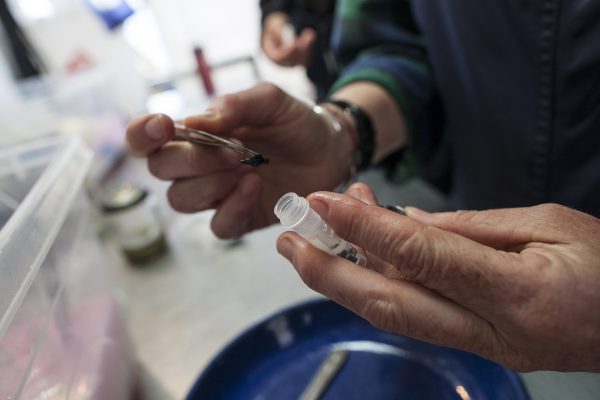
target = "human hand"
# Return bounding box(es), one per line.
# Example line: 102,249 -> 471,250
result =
276,183 -> 600,371
262,12 -> 316,67
126,83 -> 354,238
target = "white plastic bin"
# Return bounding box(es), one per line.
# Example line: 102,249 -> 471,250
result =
0,137 -> 135,399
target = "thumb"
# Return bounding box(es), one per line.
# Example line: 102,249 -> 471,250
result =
297,28 -> 316,50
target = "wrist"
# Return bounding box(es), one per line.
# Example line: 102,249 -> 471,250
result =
319,102 -> 359,151
313,104 -> 357,191
320,99 -> 376,171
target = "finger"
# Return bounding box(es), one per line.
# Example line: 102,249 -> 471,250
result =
296,27 -> 316,51
267,28 -> 298,65
265,27 -> 283,48
166,170 -> 241,213
307,192 -> 525,311
147,141 -> 243,181
262,33 -> 286,61
405,205 -> 564,250
344,183 -> 383,273
126,114 -> 175,157
344,182 -> 378,206
263,35 -> 296,65
211,173 -> 262,238
276,231 -> 499,356
262,12 -> 288,48
270,47 -> 296,66
363,251 -> 406,280
184,83 -> 290,135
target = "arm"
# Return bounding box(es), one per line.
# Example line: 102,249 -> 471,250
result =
324,0 -> 443,175
324,81 -> 408,164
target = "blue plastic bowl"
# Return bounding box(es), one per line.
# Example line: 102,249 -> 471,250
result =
188,298 -> 529,400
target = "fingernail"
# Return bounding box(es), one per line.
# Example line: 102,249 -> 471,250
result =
185,109 -> 218,126
348,185 -> 372,204
346,185 -> 363,200
198,108 -> 217,118
277,237 -> 294,259
309,199 -> 329,218
145,116 -> 165,140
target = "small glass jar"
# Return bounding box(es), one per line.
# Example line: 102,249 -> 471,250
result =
102,186 -> 167,264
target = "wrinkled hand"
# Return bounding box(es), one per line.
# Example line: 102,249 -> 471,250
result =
276,182 -> 600,372
126,83 -> 352,238
262,12 -> 316,67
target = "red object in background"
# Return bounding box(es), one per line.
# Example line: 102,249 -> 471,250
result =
194,47 -> 215,96
65,51 -> 94,74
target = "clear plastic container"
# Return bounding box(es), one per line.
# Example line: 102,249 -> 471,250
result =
0,137 -> 135,399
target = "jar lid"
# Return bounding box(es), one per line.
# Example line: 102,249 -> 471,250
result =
101,186 -> 148,213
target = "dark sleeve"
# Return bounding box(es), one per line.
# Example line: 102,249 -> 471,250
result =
330,0 -> 445,182
260,0 -> 294,23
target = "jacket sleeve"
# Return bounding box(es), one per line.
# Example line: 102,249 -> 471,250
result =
330,0 -> 445,181
260,0 -> 294,23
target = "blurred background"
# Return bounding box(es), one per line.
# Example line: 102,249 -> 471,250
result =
0,0 -> 316,180
0,2 -> 316,399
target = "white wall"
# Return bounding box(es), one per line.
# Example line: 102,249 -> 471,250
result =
13,0 -> 260,77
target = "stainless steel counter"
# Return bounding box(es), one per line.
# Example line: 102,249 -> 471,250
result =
106,218 -> 316,399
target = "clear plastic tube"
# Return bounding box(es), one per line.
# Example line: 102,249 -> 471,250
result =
274,193 -> 367,266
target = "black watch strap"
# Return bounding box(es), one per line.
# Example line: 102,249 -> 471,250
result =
323,99 -> 375,171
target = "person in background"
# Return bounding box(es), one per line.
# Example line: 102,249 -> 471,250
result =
260,0 -> 338,100
126,0 -> 600,372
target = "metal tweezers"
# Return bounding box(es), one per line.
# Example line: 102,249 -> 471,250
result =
174,124 -> 269,167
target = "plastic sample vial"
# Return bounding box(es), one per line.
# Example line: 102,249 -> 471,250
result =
274,192 -> 367,266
